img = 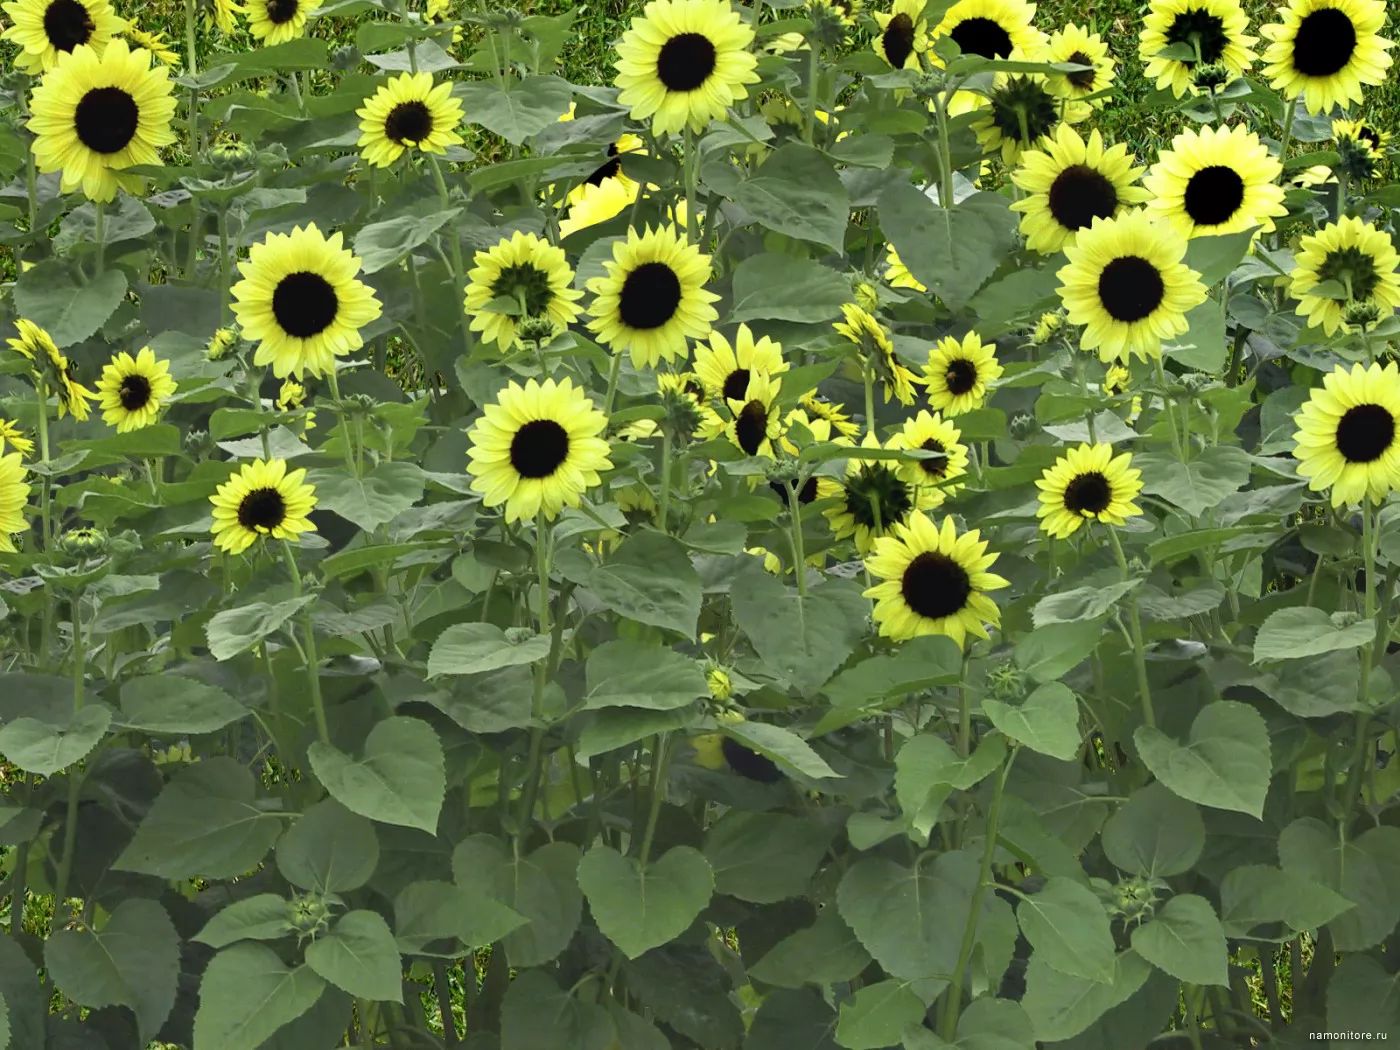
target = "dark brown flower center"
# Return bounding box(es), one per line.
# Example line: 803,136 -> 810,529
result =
656,31 -> 717,92
1048,164 -> 1119,233
384,100 -> 434,144
734,400 -> 769,456
618,261 -> 683,331
1097,256 -> 1166,323
118,373 -> 152,411
881,13 -> 916,68
1335,404 -> 1396,463
945,358 -> 979,395
74,87 -> 139,155
43,0 -> 93,51
950,16 -> 1013,58
508,419 -> 571,478
1062,471 -> 1112,514
1290,8 -> 1357,78
901,550 -> 972,620
238,487 -> 287,530
272,272 -> 340,339
265,0 -> 301,25
1183,165 -> 1246,227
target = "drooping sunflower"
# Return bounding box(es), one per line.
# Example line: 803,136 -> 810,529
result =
1333,117 -> 1388,179
205,325 -> 240,362
209,458 -> 318,555
1143,124 -> 1287,241
0,420 -> 34,457
559,179 -> 639,239
1031,310 -> 1064,345
817,433 -> 938,553
206,0 -> 243,35
863,511 -> 1008,647
800,392 -> 860,438
1103,362 -> 1143,423
276,378 -> 316,433
356,72 -> 464,168
424,0 -> 462,50
1010,124 -> 1150,256
833,303 -> 920,407
230,223 -> 383,379
1044,23 -> 1115,105
0,453 -> 30,554
614,0 -> 760,137
724,371 -> 783,458
1139,0 -> 1257,98
95,346 -> 177,433
884,246 -> 928,293
922,331 -> 1002,417
585,224 -> 719,370
1055,211 -> 1208,362
1289,216 -> 1400,336
1293,361 -> 1400,507
123,25 -> 179,66
872,0 -> 930,70
1036,443 -> 1144,539
929,0 -> 1045,62
1292,163 -> 1338,188
1261,0 -> 1392,115
466,377 -> 613,523
888,410 -> 969,503
245,0 -> 320,45
463,232 -> 583,351
973,73 -> 1083,166
1,0 -> 123,73
694,324 -> 789,402
27,39 -> 177,203
6,318 -> 96,420
811,0 -> 862,30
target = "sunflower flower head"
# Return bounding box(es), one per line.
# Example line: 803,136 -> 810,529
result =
928,0 -> 1047,66
724,371 -> 784,459
1261,0 -> 1393,115
1044,23 -> 1116,105
209,457 -> 318,554
245,0 -> 320,45
872,0 -> 930,71
884,245 -> 928,292
1139,0 -> 1257,99
1293,361 -> 1400,507
817,432 -> 938,553
96,346 -> 177,433
922,331 -> 1001,416
1036,442 -> 1144,538
1332,117 -> 1387,180
122,24 -> 180,66
0,452 -> 31,554
1031,310 -> 1064,344
888,409 -> 969,502
0,419 -> 34,456
833,303 -> 920,407
799,393 -> 860,438
356,71 -> 464,168
1288,215 -> 1400,337
6,318 -> 97,420
464,231 -> 583,352
693,323 -> 789,403
973,72 -> 1079,166
1,0 -> 125,73
1143,124 -> 1287,241
206,325 -> 241,361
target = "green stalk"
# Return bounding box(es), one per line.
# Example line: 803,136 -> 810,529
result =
802,43 -> 821,146
1107,526 -> 1155,728
52,588 -> 86,912
93,200 -> 105,276
784,480 -> 808,596
602,352 -> 623,418
35,380 -> 51,550
1153,356 -> 1184,461
427,154 -> 475,357
516,509 -> 554,835
682,127 -> 698,246
1341,500 -> 1381,825
863,363 -> 876,436
934,87 -> 954,210
282,540 -> 330,744
657,428 -> 673,532
636,734 -> 671,869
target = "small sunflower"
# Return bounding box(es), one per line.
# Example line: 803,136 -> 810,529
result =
1,0 -> 123,73
356,72 -> 464,168
1333,117 -> 1389,159
1044,23 -> 1115,105
206,325 -> 240,361
27,38 -> 178,203
863,511 -> 1008,647
463,232 -> 583,352
210,458 -> 317,555
95,346 -> 177,433
614,0 -> 760,136
888,410 -> 969,502
1293,361 -> 1400,506
245,0 -> 319,45
692,733 -> 787,782
276,378 -> 316,433
929,0 -> 1045,62
123,25 -> 179,66
0,420 -> 34,456
884,245 -> 928,292
424,0 -> 461,49
694,324 -> 789,402
1292,163 -> 1338,187
799,392 -> 861,438
1055,211 -> 1208,363
466,377 -> 613,523
559,178 -> 639,239
707,667 -> 734,701
1103,362 -> 1143,423
1036,443 -> 1144,539
206,0 -> 243,35
1143,124 -> 1287,241
1139,0 -> 1257,98
0,453 -> 30,554
230,223 -> 383,379
833,303 -> 920,407
872,0 -> 930,70
6,318 -> 96,420
1289,216 -> 1400,336
1261,0 -> 1392,115
724,371 -> 783,458
585,224 -> 719,370
922,331 -> 1002,416
817,433 -> 938,553
1010,124 -> 1150,256
1031,310 -> 1064,344
972,73 -> 1076,166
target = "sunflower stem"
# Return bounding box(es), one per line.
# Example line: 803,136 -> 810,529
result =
36,379 -> 51,551
1341,500 -> 1382,826
602,351 -> 623,418
636,733 -> 670,870
1153,356 -> 1184,460
784,479 -> 808,596
93,201 -> 104,276
217,206 -> 231,325
934,86 -> 954,211
52,586 -> 86,916
658,427 -> 673,532
802,42 -> 821,146
517,509 -> 554,839
863,363 -> 876,436
1106,525 -> 1155,729
282,539 -> 330,744
427,153 -> 474,358
682,126 -> 698,246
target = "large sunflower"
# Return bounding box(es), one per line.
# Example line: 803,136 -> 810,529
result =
1139,0 -> 1256,98
1293,361 -> 1400,507
1289,216 -> 1400,336
6,318 -> 96,420
209,458 -> 318,555
245,0 -> 320,45
1055,211 -> 1208,362
95,346 -> 177,433
863,512 -> 1008,647
356,72 -> 464,168
922,331 -> 1002,417
0,453 -> 30,554
614,0 -> 760,136
1,0 -> 123,73
1044,23 -> 1116,106
817,433 -> 938,554
463,232 -> 583,351
27,39 -> 177,203
1010,124 -> 1149,256
1036,443 -> 1144,539
693,324 -> 789,402
833,303 -> 920,406
928,0 -> 1045,62
230,223 -> 383,379
466,377 -> 613,523
888,409 -> 969,503
872,0 -> 930,70
1261,0 -> 1392,115
972,73 -> 1078,166
1143,124 -> 1287,241
724,371 -> 784,458
585,224 -> 719,369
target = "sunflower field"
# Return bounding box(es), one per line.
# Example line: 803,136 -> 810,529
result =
4,0 -> 1400,1044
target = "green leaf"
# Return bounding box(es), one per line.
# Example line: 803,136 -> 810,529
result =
193,943 -> 327,1050
116,758 -> 283,879
1252,650 -> 1366,718
353,209 -> 460,274
726,720 -> 841,779
304,910 -> 403,1003
1326,954 -> 1400,1043
393,880 -> 527,954
577,707 -> 697,760
982,682 -> 1082,761
942,995 -> 1036,1050
730,253 -> 852,323
1183,229 -> 1256,287
308,716 -> 446,834
1032,582 -> 1140,627
749,988 -> 841,1050
584,640 -> 709,710
1015,877 -> 1117,984
195,894 -> 296,949
0,705 -> 109,776
308,462 -> 425,533
1130,894 -> 1228,987
878,185 -> 1017,310
501,970 -> 616,1050
748,909 -> 872,989
820,634 -> 962,715
45,898 -> 180,1046
896,731 -> 1005,839
116,674 -> 248,734
1218,865 -> 1354,939
13,264 -> 127,347
702,811 -> 832,903
276,799 -> 379,893
1021,951 -> 1151,1043
732,143 -> 850,252
459,75 -> 572,143
1100,781 -> 1205,878
205,595 -> 316,661
1135,447 -> 1253,517
835,979 -> 926,1050
568,530 -> 702,638
0,934 -> 45,1050
1279,819 -> 1400,951
427,622 -> 551,677
1253,606 -> 1374,663
451,836 -> 583,967
731,567 -> 869,695
577,844 -> 714,959
1168,299 -> 1226,372
1133,700 -> 1273,818
1014,621 -> 1103,683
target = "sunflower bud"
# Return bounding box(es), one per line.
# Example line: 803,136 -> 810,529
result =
515,314 -> 563,347
330,43 -> 361,71
661,385 -> 704,444
853,279 -> 880,313
184,428 -> 211,457
1030,310 -> 1063,345
60,526 -> 107,558
288,892 -> 335,943
805,0 -> 848,50
706,667 -> 734,703
1008,412 -> 1038,440
205,326 -> 240,361
1191,62 -> 1231,93
985,660 -> 1025,701
1344,300 -> 1385,332
1180,371 -> 1215,394
207,137 -> 254,171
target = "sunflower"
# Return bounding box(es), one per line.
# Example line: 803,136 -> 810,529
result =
833,303 -> 920,407
1031,310 -> 1064,344
1103,362 -> 1143,423
463,232 -> 583,351
1044,23 -> 1115,105
356,72 -> 464,168
973,73 -> 1081,166
1293,362 -> 1400,506
27,39 -> 177,203
95,346 -> 177,433
559,178 -> 639,239
123,25 -> 179,66
210,459 -> 317,555
863,512 -> 1008,647
885,245 -> 928,292
614,0 -> 760,136
888,410 -> 969,502
777,408 -> 852,502
6,318 -> 96,420
1,0 -> 123,73
928,0 -> 1045,62
1036,443 -> 1144,539
1261,0 -> 1392,115
205,325 -> 240,361
1289,216 -> 1400,336
585,224 -> 719,370
1056,211 -> 1208,363
424,0 -> 461,50
817,433 -> 938,553
558,105 -> 648,206
1332,117 -> 1387,180
230,223 -> 383,379
206,0 -> 243,35
811,0 -> 862,29
872,0 -> 930,70
0,420 -> 34,456
800,392 -> 861,438
724,371 -> 783,458
0,453 -> 30,554
691,733 -> 787,782
1141,124 -> 1286,244
922,331 -> 1002,416
693,324 -> 789,403
276,378 -> 316,433
245,0 -> 320,45
1010,124 -> 1150,256
1292,163 -> 1338,187
466,377 -> 613,523
1139,0 -> 1257,98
